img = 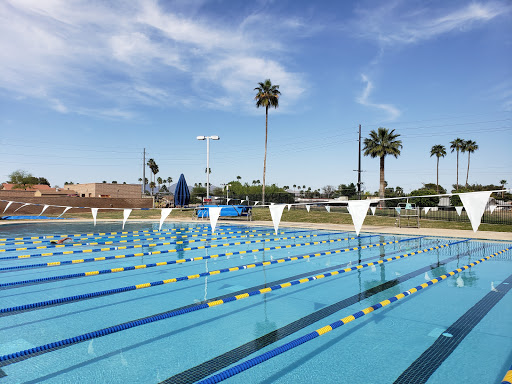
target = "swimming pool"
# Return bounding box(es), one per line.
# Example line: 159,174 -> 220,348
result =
0,221 -> 510,383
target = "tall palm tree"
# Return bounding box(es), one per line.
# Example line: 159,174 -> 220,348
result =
450,138 -> 464,191
500,179 -> 507,198
430,144 -> 446,194
146,158 -> 159,196
254,79 -> 280,205
363,127 -> 402,207
462,140 -> 478,187
167,177 -> 173,192
157,176 -> 163,193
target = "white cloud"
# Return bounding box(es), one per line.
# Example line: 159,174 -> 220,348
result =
354,1 -> 509,45
356,74 -> 400,121
0,0 -> 306,118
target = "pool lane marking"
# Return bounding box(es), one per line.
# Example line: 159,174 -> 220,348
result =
394,270 -> 512,383
166,243 -> 483,384
0,239 -> 468,361
0,241 -> 479,369
0,229 -> 310,258
197,246 -> 511,384
0,234 -> 376,313
502,364 -> 512,384
0,227 -> 247,251
0,232 -> 350,272
1,235 -> 411,289
0,225 -> 216,244
0,237 -> 449,318
0,226 -> 215,248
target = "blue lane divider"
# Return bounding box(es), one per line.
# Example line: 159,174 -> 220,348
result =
0,234 -> 376,313
198,242 -> 509,384
0,225 -> 215,243
0,238 -> 465,363
0,231 -> 346,272
1,234 -> 411,289
0,229 -> 311,260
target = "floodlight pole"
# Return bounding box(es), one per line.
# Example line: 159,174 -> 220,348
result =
358,124 -> 362,199
197,135 -> 220,201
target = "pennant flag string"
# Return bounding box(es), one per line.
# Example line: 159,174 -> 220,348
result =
459,191 -> 492,232
159,208 -> 173,231
455,206 -> 463,216
348,200 -> 371,236
91,208 -> 99,226
122,209 -> 132,230
57,207 -> 72,218
269,204 -> 286,235
2,201 -> 13,214
208,207 -> 222,234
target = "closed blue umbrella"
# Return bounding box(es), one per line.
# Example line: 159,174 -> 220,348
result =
174,174 -> 190,207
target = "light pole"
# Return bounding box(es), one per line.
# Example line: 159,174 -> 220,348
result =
196,135 -> 220,201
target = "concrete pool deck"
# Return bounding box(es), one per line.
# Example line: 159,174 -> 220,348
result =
1,218 -> 511,241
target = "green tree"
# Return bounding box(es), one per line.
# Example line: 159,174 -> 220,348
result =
8,169 -> 39,190
430,144 -> 446,194
462,140 -> 478,187
450,138 -> 464,190
254,79 -> 280,205
167,177 -> 173,191
146,159 -> 159,196
157,176 -> 163,193
363,128 -> 402,206
500,179 -> 507,198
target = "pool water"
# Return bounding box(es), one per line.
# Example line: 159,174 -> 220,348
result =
0,221 -> 510,383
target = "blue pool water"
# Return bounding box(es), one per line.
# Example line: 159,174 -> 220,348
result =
0,221 -> 510,383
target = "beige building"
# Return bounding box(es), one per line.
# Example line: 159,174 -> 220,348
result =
63,183 -> 142,198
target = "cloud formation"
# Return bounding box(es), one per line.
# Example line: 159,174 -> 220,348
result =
0,0 -> 306,117
356,74 -> 401,121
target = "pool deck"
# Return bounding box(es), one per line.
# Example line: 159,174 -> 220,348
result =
1,218 -> 511,241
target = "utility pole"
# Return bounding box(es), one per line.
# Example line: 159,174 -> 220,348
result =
357,124 -> 362,199
142,148 -> 146,196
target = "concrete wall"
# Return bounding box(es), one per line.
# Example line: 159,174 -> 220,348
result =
0,196 -> 152,215
62,183 -> 142,198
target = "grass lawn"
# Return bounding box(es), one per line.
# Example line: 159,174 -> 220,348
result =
63,207 -> 512,232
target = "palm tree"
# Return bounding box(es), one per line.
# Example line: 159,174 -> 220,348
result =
363,127 -> 402,207
236,176 -> 241,181
254,79 -> 280,205
462,140 -> 478,187
450,138 -> 464,191
167,177 -> 173,192
157,176 -> 163,193
430,144 -> 446,194
146,158 -> 159,196
500,179 -> 507,198
149,181 -> 156,193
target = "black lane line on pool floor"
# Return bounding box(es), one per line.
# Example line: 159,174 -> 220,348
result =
0,238 -> 431,367
393,272 -> 512,384
6,243 -> 468,383
161,246 -> 481,384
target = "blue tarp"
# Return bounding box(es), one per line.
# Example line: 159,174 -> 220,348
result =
196,205 -> 252,218
174,173 -> 190,207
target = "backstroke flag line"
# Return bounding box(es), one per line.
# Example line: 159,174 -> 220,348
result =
348,200 -> 371,236
370,206 -> 376,215
306,205 -> 310,213
489,204 -> 497,214
38,205 -> 50,216
122,209 -> 132,230
159,208 -> 173,230
459,191 -> 492,232
325,206 -> 331,213
14,203 -> 29,213
57,206 -> 72,218
208,207 -> 222,234
455,206 -> 463,216
424,207 -> 430,215
269,204 -> 286,235
2,201 -> 12,214
91,208 -> 98,226
287,204 -> 292,211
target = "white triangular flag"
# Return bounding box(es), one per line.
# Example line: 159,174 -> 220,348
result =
455,206 -> 463,216
424,207 -> 430,215
122,209 -> 132,230
57,206 -> 72,218
348,200 -> 371,236
208,207 -> 222,234
240,200 -> 246,205
226,198 -> 231,204
91,208 -> 99,226
39,205 -> 50,216
459,191 -> 492,232
269,204 -> 286,235
14,203 -> 29,213
287,204 -> 292,211
159,208 -> 173,230
489,204 -> 497,214
325,206 -> 331,213
306,205 -> 311,212
395,207 -> 401,214
370,206 -> 376,215
254,201 -> 259,206
2,201 -> 13,213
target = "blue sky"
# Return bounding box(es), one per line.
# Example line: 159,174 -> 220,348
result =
1,0 -> 511,194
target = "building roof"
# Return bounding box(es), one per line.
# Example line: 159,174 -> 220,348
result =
35,189 -> 76,196
1,183 -> 52,191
